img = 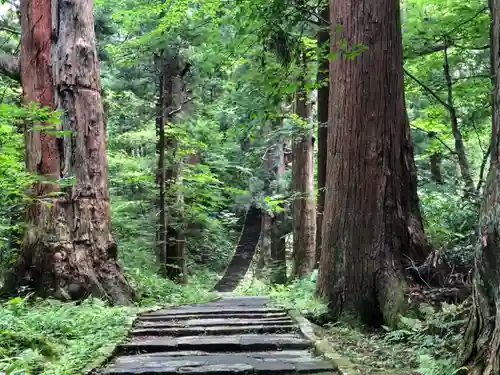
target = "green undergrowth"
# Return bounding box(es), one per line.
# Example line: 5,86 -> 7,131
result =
0,297 -> 134,375
0,235 -> 218,375
324,301 -> 469,375
235,267 -> 468,375
234,269 -> 328,318
0,269 -> 217,375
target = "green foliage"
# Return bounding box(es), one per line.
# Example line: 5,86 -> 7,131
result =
419,185 -> 477,264
234,270 -> 328,317
0,296 -> 135,375
383,302 -> 469,375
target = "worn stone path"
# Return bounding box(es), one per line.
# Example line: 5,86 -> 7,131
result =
99,296 -> 339,374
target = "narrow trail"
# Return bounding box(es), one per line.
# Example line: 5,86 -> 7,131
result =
99,296 -> 339,374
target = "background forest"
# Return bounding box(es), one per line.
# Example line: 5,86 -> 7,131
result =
0,0 -> 497,374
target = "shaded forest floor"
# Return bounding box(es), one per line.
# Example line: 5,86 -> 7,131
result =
236,268 -> 468,375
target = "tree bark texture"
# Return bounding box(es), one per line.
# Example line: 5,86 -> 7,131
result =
156,62 -> 167,273
257,123 -> 273,281
258,119 -> 287,284
430,153 -> 443,184
317,0 -> 423,327
291,54 -> 316,279
164,52 -> 187,283
405,130 -> 432,263
461,0 -> 500,372
3,0 -> 133,304
270,139 -> 287,284
316,4 -> 329,266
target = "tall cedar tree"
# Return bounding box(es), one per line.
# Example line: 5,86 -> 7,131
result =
462,0 -> 500,372
291,51 -> 316,278
316,4 -> 329,265
317,0 -> 428,326
3,0 -> 133,303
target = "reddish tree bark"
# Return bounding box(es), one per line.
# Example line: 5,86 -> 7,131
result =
461,0 -> 500,372
316,4 -> 329,266
3,0 -> 133,303
291,52 -> 316,279
317,0 -> 428,327
21,0 -> 59,188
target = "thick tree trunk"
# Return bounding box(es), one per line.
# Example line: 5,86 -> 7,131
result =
3,0 -> 133,303
461,1 -> 500,372
316,4 -> 329,266
317,0 -> 421,327
291,53 -> 316,279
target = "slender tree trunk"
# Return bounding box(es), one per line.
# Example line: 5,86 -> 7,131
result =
317,0 -> 424,327
430,153 -> 443,184
164,53 -> 186,283
405,117 -> 431,263
257,123 -> 273,280
316,4 -> 329,266
461,1 -> 500,372
156,61 -> 167,274
443,39 -> 475,195
291,52 -> 316,279
3,0 -> 133,303
270,137 -> 287,284
258,211 -> 273,280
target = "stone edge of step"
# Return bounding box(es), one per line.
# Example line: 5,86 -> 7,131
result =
286,309 -> 361,375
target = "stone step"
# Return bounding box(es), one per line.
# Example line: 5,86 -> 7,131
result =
136,317 -> 294,328
137,312 -> 288,321
141,307 -> 284,318
131,324 -> 298,336
118,334 -> 312,355
102,350 -> 337,375
178,296 -> 271,307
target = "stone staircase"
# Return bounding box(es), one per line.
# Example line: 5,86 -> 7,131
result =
99,296 -> 339,374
